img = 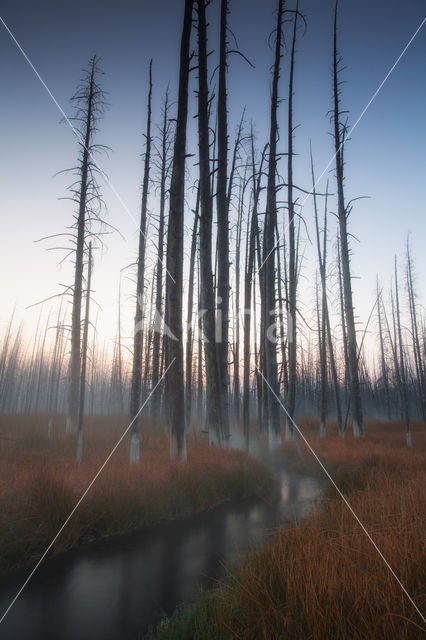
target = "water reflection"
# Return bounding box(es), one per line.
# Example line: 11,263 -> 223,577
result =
0,468 -> 324,640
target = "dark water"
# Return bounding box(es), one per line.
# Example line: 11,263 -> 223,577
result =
0,466 -> 324,640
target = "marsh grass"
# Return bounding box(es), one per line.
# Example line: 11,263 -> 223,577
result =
149,419 -> 426,640
0,413 -> 273,575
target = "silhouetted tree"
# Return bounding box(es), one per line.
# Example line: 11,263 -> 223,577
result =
165,0 -> 194,460
67,56 -> 106,434
77,242 -> 92,463
129,60 -> 153,464
197,0 -> 222,445
333,1 -> 363,436
262,0 -> 284,449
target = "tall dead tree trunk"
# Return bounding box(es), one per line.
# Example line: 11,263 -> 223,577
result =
333,1 -> 363,437
151,91 -> 172,425
216,0 -> 231,442
406,242 -> 426,421
164,0 -> 193,460
394,258 -> 412,446
337,236 -> 349,425
197,252 -> 204,424
77,242 -> 92,464
262,0 -> 284,449
314,274 -> 327,437
129,60 -> 153,463
197,0 -> 222,445
285,1 -> 299,442
229,115 -> 245,424
242,138 -> 266,449
143,274 -> 156,390
47,304 -> 66,436
67,57 -> 103,434
233,166 -> 246,424
376,280 -> 392,421
311,152 -> 342,434
185,192 -> 200,427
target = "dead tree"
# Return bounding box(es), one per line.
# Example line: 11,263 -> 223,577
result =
277,219 -> 289,398
151,91 -> 173,425
185,190 -> 200,427
164,0 -> 193,460
262,0 -> 284,449
129,60 -> 153,463
67,56 -> 106,434
197,0 -> 222,445
47,304 -> 67,435
229,114 -> 245,424
394,258 -> 412,446
337,235 -> 350,418
284,1 -> 301,441
376,279 -> 391,421
76,242 -> 92,463
406,241 -> 426,421
314,274 -> 327,436
197,251 -> 204,423
243,137 -> 267,449
311,152 -> 342,434
333,1 -> 363,436
143,275 -> 156,390
233,161 -> 247,424
216,0 -> 231,442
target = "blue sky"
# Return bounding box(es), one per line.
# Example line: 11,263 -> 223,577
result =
0,0 -> 425,358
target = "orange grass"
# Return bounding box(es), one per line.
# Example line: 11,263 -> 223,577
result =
152,419 -> 426,640
0,414 -> 273,575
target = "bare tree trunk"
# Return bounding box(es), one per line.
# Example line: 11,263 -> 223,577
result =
406,242 -> 426,421
164,0 -> 193,460
229,116 -> 245,426
394,258 -> 412,446
376,280 -> 391,421
68,57 -> 99,434
337,236 -> 350,432
197,0 -> 222,445
383,287 -> 403,422
47,305 -> 66,436
216,0 -> 231,442
233,167 -> 245,425
333,1 -> 363,437
129,60 -> 153,463
185,192 -> 200,427
311,153 -> 342,434
314,275 -> 327,437
151,91 -> 172,425
285,1 -> 300,442
242,138 -> 266,449
262,0 -> 283,449
77,242 -> 92,464
197,253 -> 204,425
143,274 -> 156,393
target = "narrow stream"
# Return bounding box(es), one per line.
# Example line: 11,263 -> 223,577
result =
0,464 -> 324,639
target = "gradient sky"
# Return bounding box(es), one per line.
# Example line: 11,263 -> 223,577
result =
0,0 -> 425,359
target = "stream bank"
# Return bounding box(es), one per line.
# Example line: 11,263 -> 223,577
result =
0,459 -> 325,640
